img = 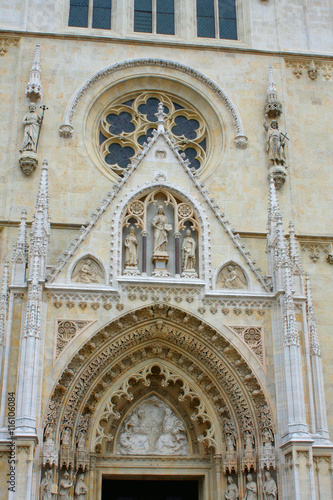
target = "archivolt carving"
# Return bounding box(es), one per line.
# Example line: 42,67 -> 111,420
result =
59,58 -> 247,145
93,361 -> 217,452
44,306 -> 274,456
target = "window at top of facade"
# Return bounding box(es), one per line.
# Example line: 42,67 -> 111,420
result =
134,0 -> 175,35
68,0 -> 112,29
197,0 -> 237,40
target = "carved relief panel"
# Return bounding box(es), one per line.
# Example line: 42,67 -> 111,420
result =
122,189 -> 200,278
216,263 -> 247,289
71,256 -> 105,284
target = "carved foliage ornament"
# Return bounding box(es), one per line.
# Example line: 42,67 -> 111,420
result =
45,307 -> 274,450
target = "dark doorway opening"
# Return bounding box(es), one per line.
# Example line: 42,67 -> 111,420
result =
102,478 -> 199,500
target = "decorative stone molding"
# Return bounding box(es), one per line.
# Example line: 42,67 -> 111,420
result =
0,37 -> 19,57
123,285 -> 202,303
285,59 -> 333,81
47,291 -> 120,308
59,58 -> 248,147
44,306 -> 275,456
300,241 -> 333,263
0,260 -> 9,344
56,320 -> 96,357
225,326 -> 264,365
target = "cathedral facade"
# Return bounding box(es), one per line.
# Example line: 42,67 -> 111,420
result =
0,1 -> 333,499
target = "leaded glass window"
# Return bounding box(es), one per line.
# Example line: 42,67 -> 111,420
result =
134,0 -> 175,35
98,92 -> 207,176
68,0 -> 112,29
197,0 -> 237,40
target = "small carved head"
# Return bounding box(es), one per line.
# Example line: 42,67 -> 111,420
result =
29,102 -> 36,111
186,229 -> 191,237
247,473 -> 253,482
129,226 -> 135,234
265,471 -> 271,480
270,120 -> 279,129
157,204 -> 164,214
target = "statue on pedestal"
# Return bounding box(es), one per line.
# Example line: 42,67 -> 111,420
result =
20,102 -> 41,153
124,226 -> 140,276
151,205 -> 172,277
181,229 -> 197,278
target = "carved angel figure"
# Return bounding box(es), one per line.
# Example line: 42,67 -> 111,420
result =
181,229 -> 196,271
75,474 -> 88,500
263,471 -> 277,500
263,117 -> 286,166
72,259 -> 103,284
151,205 -> 171,255
20,102 -> 41,152
243,474 -> 257,500
124,226 -> 139,268
218,265 -> 247,289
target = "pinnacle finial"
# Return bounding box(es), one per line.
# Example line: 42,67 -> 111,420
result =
265,64 -> 282,118
26,42 -> 42,101
155,102 -> 167,133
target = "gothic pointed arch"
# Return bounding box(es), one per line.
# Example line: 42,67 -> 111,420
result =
43,305 -> 276,470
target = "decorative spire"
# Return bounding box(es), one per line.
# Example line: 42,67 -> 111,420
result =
288,221 -> 303,271
305,273 -> 321,356
29,159 -> 50,283
26,42 -> 42,101
11,208 -> 29,285
283,254 -> 299,348
265,64 -> 282,118
155,102 -> 167,133
0,260 -> 9,344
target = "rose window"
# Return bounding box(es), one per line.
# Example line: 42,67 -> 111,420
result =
99,92 -> 207,176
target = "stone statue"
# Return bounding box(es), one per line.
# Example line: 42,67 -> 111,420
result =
117,396 -> 188,456
263,471 -> 277,500
124,226 -> 139,268
40,470 -> 52,500
20,102 -> 41,152
181,229 -> 196,271
218,265 -> 247,289
77,431 -> 86,449
58,472 -> 73,500
262,428 -> 274,450
243,474 -> 257,500
263,116 -> 286,166
75,474 -> 88,499
151,205 -> 171,255
226,433 -> 236,452
73,259 -> 102,284
62,427 -> 71,446
244,431 -> 254,451
225,476 -> 239,500
44,424 -> 54,443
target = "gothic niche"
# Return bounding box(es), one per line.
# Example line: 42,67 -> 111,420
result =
217,263 -> 247,290
122,189 -> 200,278
71,256 -> 104,284
116,395 -> 189,456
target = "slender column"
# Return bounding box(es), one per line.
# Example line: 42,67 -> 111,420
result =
174,232 -> 180,277
141,231 -> 147,276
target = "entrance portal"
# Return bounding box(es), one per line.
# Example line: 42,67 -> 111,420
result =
102,479 -> 199,500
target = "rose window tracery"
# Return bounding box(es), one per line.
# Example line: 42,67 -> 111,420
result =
99,92 -> 207,176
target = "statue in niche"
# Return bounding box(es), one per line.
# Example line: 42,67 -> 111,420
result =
181,229 -> 196,271
72,258 -> 103,284
243,474 -> 257,500
244,431 -> 254,451
218,264 -> 247,289
44,424 -> 54,444
117,395 -> 188,456
124,226 -> 139,269
58,472 -> 73,500
263,117 -> 286,166
263,471 -> 277,500
75,474 -> 88,500
225,433 -> 236,452
40,470 -> 52,500
262,428 -> 274,451
20,102 -> 41,152
151,205 -> 172,256
77,431 -> 86,450
225,476 -> 239,500
61,427 -> 71,446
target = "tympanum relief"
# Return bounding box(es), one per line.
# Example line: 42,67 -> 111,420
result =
72,258 -> 104,284
116,396 -> 189,455
122,189 -> 200,278
217,264 -> 247,289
